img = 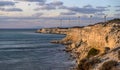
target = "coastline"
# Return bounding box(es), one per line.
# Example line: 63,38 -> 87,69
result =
37,19 -> 120,70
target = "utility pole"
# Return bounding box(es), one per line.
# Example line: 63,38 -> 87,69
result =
78,16 -> 80,26
68,18 -> 71,27
104,15 -> 107,22
90,15 -> 92,23
60,19 -> 62,28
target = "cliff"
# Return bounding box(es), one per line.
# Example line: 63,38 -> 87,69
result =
37,19 -> 120,70
60,19 -> 120,70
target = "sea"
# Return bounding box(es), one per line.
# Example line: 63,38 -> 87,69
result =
0,29 -> 74,70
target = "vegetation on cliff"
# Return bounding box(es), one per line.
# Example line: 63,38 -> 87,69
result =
87,48 -> 100,58
108,18 -> 120,23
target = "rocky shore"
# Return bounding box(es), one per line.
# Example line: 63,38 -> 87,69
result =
36,27 -> 68,34
37,19 -> 120,70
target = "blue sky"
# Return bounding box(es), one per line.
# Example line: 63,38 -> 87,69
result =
0,0 -> 120,28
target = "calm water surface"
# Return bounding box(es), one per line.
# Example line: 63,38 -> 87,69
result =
0,29 -> 74,70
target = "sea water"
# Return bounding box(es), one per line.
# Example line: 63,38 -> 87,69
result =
0,29 -> 74,70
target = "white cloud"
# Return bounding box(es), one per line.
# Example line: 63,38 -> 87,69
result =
0,8 -> 23,12
0,1 -> 15,6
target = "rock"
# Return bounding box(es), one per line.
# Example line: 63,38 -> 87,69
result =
50,40 -> 60,44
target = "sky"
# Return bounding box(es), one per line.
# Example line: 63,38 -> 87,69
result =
0,0 -> 120,28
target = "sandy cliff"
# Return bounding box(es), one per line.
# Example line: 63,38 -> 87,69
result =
37,19 -> 120,70
60,19 -> 120,70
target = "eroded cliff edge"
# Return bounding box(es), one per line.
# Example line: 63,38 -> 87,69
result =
60,19 -> 120,70
37,19 -> 120,70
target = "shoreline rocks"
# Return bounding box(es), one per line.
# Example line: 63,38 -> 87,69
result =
36,27 -> 68,35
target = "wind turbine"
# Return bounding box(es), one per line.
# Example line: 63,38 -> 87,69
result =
90,15 -> 93,23
78,16 -> 80,26
68,17 -> 71,27
60,18 -> 62,28
104,15 -> 107,22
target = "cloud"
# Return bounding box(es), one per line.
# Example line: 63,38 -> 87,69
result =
34,1 -> 63,11
0,8 -> 4,11
114,13 -> 120,16
115,5 -> 120,7
96,6 -> 108,9
83,5 -> 92,8
49,1 -> 63,6
36,2 -> 45,6
15,0 -> 46,3
34,2 -> 107,14
96,12 -> 105,16
67,7 -> 106,14
114,13 -> 120,18
41,4 -> 56,10
5,8 -> 23,12
116,9 -> 120,11
58,6 -> 68,9
107,5 -> 111,7
32,13 -> 43,17
34,4 -> 56,10
96,6 -> 110,11
60,11 -> 76,15
0,1 -> 15,6
34,1 -> 107,14
0,8 -> 23,12
58,5 -> 108,14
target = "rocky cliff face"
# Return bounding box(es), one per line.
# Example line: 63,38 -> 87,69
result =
60,19 -> 120,70
37,19 -> 120,70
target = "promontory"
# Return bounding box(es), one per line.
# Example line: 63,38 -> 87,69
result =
37,19 -> 120,70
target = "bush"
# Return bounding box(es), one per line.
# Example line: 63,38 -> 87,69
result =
108,18 -> 120,23
77,58 -> 101,70
87,48 -> 100,58
100,60 -> 118,70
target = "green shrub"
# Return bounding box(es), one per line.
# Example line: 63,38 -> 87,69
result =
87,48 -> 100,58
108,18 -> 120,23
